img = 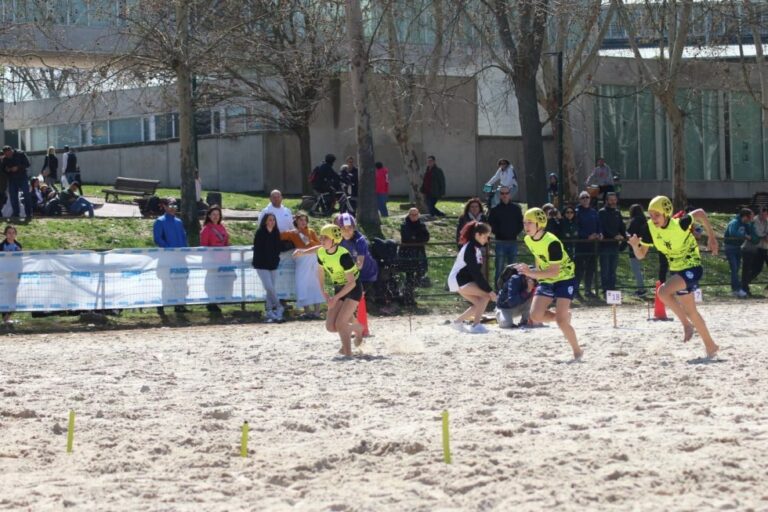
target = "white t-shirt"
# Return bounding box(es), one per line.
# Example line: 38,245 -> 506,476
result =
258,204 -> 293,233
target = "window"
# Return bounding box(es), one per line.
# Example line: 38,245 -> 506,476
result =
194,110 -> 211,136
109,117 -> 142,144
155,113 -> 176,139
4,130 -> 19,150
225,106 -> 248,133
31,126 -> 48,151
92,120 -> 109,145
53,123 -> 80,148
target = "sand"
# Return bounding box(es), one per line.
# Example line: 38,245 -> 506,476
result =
1,301 -> 767,511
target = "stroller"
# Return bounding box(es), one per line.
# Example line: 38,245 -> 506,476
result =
369,238 -> 402,308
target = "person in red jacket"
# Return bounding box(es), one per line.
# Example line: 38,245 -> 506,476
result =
200,205 -> 231,314
375,161 -> 389,217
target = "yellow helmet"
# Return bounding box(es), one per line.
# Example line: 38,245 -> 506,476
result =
319,224 -> 342,243
648,195 -> 673,218
524,207 -> 548,229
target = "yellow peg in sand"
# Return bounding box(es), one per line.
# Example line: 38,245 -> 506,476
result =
66,410 -> 75,454
241,421 -> 249,458
442,410 -> 452,464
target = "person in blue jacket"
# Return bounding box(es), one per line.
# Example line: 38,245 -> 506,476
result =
495,264 -> 536,328
723,208 -> 756,298
153,198 -> 189,316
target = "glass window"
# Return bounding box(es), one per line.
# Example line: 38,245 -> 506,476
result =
729,92 -> 764,180
225,106 -> 248,133
53,123 -> 80,148
155,113 -> 175,139
143,117 -> 152,141
92,120 -> 109,145
31,126 -> 48,151
4,130 -> 19,150
109,117 -> 142,144
194,110 -> 211,136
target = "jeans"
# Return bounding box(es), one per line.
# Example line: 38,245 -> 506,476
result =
376,194 -> 389,217
724,245 -> 741,291
575,242 -> 597,295
599,248 -> 619,292
256,269 -> 281,317
425,195 -> 444,216
68,197 -> 94,217
629,256 -> 645,291
8,175 -> 32,218
495,297 -> 533,328
494,240 -> 518,284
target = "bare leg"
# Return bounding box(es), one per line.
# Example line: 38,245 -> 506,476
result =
334,299 -> 359,356
657,276 -> 694,342
555,298 -> 582,359
457,284 -> 491,326
677,293 -> 719,358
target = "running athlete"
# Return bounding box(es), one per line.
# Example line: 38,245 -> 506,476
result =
627,196 -> 720,358
514,208 -> 583,360
447,221 -> 496,333
316,224 -> 364,356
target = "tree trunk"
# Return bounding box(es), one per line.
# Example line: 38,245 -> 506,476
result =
295,124 -> 313,196
513,71 -> 548,205
345,0 -> 380,235
661,95 -> 687,209
175,3 -> 200,246
394,136 -> 428,212
562,109 -> 579,202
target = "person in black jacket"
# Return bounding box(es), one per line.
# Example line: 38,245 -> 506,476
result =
1,146 -> 32,218
447,221 -> 496,334
597,192 -> 627,294
253,213 -> 285,323
41,146 -> 59,191
487,186 -> 523,283
399,208 -> 431,304
626,203 -> 647,296
314,154 -> 341,194
456,197 -> 488,247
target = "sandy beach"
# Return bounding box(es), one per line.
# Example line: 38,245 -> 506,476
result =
1,301 -> 767,511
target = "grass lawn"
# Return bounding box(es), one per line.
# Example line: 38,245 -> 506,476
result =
4,192 -> 765,334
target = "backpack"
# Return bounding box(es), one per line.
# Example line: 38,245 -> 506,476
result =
309,165 -> 321,186
496,264 -> 519,291
370,237 -> 399,267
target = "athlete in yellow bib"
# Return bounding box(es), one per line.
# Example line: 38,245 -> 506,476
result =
315,224 -> 364,356
627,196 -> 720,358
515,207 -> 583,360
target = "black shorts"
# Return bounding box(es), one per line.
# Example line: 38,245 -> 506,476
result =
335,280 -> 363,302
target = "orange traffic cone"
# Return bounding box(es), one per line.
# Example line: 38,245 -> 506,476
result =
653,280 -> 668,320
358,293 -> 370,337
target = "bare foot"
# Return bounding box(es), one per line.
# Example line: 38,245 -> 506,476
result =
683,323 -> 694,343
706,344 -> 720,359
351,323 -> 364,347
573,348 -> 584,360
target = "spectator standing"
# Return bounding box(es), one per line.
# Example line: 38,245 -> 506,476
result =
200,205 -> 230,314
723,208 -> 755,298
495,266 -> 536,328
153,198 -> 188,316
341,155 -> 359,198
626,203 -> 648,296
0,145 -> 33,218
59,182 -> 95,217
543,203 -> 563,239
547,173 -> 559,207
258,189 -> 293,233
0,224 -> 22,324
420,155 -> 446,217
487,186 -> 523,283
374,161 -> 389,217
585,157 -> 615,205
40,146 -> 59,191
597,192 -> 627,294
456,197 -> 488,247
283,212 -> 325,319
252,213 -> 285,323
62,146 -> 82,194
740,212 -> 761,296
574,190 -> 602,299
485,158 -> 518,206
749,206 -> 768,290
559,205 -> 578,258
399,207 -> 430,304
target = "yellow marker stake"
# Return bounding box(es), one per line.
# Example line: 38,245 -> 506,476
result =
66,410 -> 75,454
240,421 -> 249,458
442,410 -> 451,464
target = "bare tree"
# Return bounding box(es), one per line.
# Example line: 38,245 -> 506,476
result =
730,0 -> 768,127
537,0 -> 616,201
345,0 -> 380,233
612,0 -> 694,209
224,0 -> 348,194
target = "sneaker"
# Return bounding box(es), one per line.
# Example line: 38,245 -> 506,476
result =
733,290 -> 747,298
451,320 -> 465,333
468,323 -> 489,334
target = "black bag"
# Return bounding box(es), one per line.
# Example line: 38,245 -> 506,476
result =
370,237 -> 398,267
43,198 -> 62,216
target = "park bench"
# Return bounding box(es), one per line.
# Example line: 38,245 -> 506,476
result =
102,177 -> 160,202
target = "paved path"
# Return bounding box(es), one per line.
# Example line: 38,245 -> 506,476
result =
89,197 -> 259,220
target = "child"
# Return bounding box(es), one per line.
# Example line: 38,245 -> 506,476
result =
252,213 -> 284,323
448,221 -> 496,333
627,195 -> 720,358
0,225 -> 22,323
316,224 -> 364,356
495,265 -> 536,328
515,208 -> 583,360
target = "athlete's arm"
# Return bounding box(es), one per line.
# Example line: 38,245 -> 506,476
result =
317,265 -> 330,301
627,234 -> 649,259
689,209 -> 719,256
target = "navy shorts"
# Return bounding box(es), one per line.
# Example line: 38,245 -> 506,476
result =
335,280 -> 363,301
535,278 -> 576,300
671,266 -> 703,295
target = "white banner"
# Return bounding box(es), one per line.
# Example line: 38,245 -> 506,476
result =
0,246 -> 297,312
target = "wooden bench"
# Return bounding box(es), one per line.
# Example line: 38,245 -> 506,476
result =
102,177 -> 160,202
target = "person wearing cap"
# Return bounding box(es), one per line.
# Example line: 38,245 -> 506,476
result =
0,145 -> 32,218
448,220 -> 496,334
59,182 -> 94,217
420,155 -> 446,217
485,158 -> 518,206
495,264 -> 536,328
627,196 -> 720,358
258,189 -> 293,233
315,223 -> 364,356
153,198 -> 188,316
335,213 -> 379,290
515,207 -> 582,360
252,213 -> 285,323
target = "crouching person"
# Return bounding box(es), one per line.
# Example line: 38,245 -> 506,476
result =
495,265 -> 536,328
